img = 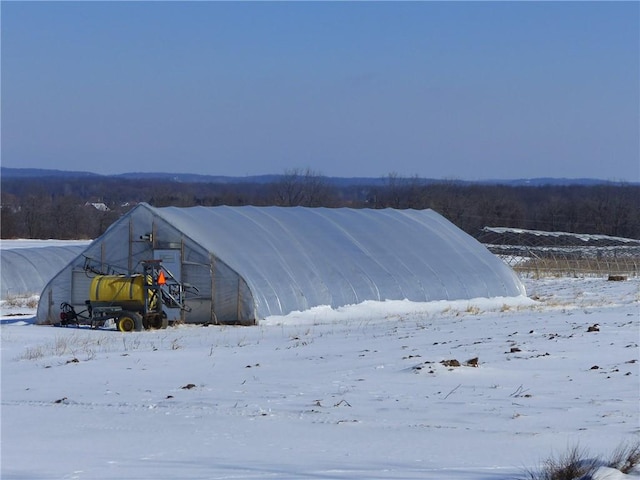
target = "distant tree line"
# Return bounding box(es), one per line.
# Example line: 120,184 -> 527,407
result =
1,169 -> 638,240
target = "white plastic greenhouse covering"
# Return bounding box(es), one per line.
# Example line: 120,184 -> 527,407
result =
37,204 -> 526,325
1,246 -> 87,299
153,205 -> 526,319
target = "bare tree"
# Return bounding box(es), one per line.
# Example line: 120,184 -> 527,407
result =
271,168 -> 336,207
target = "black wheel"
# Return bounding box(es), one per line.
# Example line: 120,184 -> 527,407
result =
148,313 -> 169,330
117,311 -> 143,332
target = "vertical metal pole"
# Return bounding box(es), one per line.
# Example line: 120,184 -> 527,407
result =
48,289 -> 53,324
180,236 -> 185,323
211,254 -> 216,324
129,217 -> 134,273
237,277 -> 241,324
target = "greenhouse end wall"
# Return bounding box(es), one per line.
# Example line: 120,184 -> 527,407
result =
36,204 -> 258,326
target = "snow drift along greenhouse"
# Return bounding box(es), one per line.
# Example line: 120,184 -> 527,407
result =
37,203 -> 526,326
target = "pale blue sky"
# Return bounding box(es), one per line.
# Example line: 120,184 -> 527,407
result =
1,1 -> 638,181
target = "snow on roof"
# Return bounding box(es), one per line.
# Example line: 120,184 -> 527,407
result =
482,226 -> 640,245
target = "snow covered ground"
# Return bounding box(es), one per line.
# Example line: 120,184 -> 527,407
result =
1,268 -> 638,478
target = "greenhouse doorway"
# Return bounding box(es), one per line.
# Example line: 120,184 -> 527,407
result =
154,249 -> 182,322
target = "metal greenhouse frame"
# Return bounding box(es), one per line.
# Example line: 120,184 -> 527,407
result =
480,227 -> 640,278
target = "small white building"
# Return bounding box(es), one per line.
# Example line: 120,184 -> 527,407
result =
85,202 -> 110,212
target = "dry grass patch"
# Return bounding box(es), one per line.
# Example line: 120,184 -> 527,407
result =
2,294 -> 39,309
523,445 -> 600,480
608,442 -> 640,474
523,442 -> 640,479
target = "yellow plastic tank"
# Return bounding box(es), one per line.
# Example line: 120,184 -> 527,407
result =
89,275 -> 146,310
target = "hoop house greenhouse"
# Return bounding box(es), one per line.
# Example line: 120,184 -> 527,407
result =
37,204 -> 526,326
1,245 -> 87,300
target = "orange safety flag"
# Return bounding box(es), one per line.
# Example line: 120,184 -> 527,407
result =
157,271 -> 166,285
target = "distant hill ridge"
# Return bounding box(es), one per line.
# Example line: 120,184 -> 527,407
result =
0,166 -> 634,187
